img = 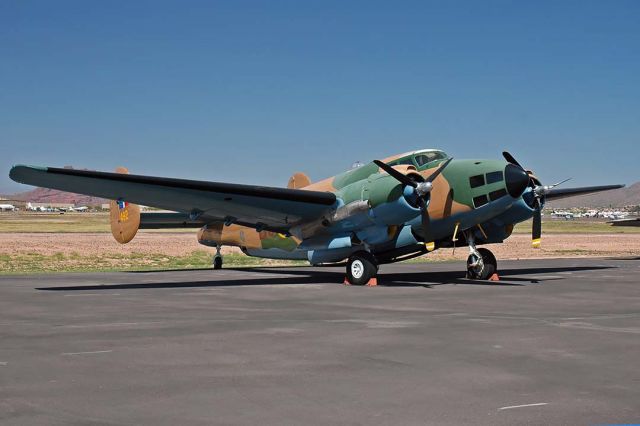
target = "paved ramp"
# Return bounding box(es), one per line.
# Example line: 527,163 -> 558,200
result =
1,258 -> 639,425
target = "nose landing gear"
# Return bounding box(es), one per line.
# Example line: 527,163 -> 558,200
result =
465,233 -> 497,280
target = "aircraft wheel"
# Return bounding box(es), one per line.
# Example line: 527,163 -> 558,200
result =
213,255 -> 223,270
466,248 -> 496,280
346,251 -> 378,285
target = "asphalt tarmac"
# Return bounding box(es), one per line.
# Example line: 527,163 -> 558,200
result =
1,257 -> 639,425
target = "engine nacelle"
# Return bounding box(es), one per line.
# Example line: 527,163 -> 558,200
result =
368,187 -> 421,227
365,175 -> 422,227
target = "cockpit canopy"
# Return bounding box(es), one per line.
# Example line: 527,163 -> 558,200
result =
387,149 -> 449,170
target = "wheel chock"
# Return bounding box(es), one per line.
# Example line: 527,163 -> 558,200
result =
342,277 -> 378,286
489,273 -> 500,281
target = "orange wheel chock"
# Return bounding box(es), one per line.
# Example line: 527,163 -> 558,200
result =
342,277 -> 378,286
489,273 -> 500,281
365,278 -> 378,286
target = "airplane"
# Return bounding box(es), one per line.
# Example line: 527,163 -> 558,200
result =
551,210 -> 576,220
607,211 -> 628,220
26,202 -> 49,212
0,203 -> 16,212
9,150 -> 624,284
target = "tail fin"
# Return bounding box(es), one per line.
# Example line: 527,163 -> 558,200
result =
287,172 -> 311,189
109,167 -> 141,244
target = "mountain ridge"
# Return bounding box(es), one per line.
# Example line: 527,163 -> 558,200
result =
547,181 -> 640,208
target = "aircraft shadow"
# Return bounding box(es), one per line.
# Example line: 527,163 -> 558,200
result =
36,265 -> 614,292
231,265 -> 614,287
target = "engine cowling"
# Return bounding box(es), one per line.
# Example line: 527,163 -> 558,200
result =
365,174 -> 422,227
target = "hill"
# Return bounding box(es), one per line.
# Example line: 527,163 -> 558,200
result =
547,181 -> 640,208
10,187 -> 107,206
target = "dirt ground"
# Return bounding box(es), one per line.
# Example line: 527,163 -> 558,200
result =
1,232 -> 639,260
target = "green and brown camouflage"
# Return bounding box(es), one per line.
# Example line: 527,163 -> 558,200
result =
9,148 -> 624,273
198,150 -> 518,255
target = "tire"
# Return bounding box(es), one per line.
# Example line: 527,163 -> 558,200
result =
346,251 -> 378,285
466,248 -> 497,280
213,256 -> 223,270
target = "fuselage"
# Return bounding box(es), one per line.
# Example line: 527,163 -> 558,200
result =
198,149 -> 536,264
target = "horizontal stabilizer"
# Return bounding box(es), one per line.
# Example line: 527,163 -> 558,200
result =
139,212 -> 207,229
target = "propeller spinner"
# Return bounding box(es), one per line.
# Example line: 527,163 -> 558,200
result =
374,157 -> 453,252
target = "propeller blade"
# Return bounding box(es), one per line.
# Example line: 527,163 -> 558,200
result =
417,197 -> 435,252
373,160 -> 417,187
502,151 -> 523,168
532,198 -> 542,249
375,156 -> 451,253
424,157 -> 453,183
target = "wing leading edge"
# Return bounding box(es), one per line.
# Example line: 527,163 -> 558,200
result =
9,165 -> 337,232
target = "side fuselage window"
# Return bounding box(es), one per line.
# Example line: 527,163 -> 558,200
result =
469,175 -> 485,188
486,171 -> 504,184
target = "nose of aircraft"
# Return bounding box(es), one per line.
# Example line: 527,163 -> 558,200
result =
505,163 -> 530,198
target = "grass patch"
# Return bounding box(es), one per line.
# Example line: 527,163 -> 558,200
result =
513,219 -> 640,234
0,250 -> 305,274
0,212 -> 193,233
0,212 -> 110,233
551,249 -> 602,256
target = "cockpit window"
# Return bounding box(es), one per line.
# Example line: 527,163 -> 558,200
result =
415,151 -> 447,167
389,157 -> 415,166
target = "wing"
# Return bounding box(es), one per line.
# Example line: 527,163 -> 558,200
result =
545,184 -> 625,201
9,165 -> 336,232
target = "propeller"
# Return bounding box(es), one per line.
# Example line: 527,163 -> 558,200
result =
502,151 -> 570,248
374,157 -> 453,251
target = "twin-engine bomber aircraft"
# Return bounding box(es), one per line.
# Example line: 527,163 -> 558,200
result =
10,150 -> 623,284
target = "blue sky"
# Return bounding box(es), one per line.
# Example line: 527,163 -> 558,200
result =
1,0 -> 639,194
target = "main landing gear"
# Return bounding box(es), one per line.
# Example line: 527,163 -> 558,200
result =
343,239 -> 499,285
213,244 -> 223,270
465,233 -> 497,280
345,251 -> 379,285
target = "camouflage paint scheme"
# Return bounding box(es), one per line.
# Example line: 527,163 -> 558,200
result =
9,148 -> 622,266
196,149 -> 526,263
